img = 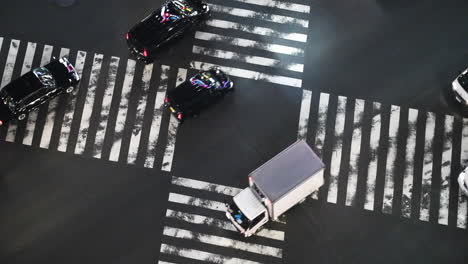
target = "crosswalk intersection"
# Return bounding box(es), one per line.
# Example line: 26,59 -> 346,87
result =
297,89 -> 468,230
158,176 -> 286,264
0,37 -> 183,172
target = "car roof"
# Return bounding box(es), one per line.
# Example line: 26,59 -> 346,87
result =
2,72 -> 42,101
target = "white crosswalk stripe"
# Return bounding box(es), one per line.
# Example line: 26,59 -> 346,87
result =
0,37 -> 185,173
93,56 -> 120,158
230,0 -> 311,14
161,68 -> 186,172
57,50 -> 87,152
327,96 -> 347,204
420,112 -> 436,222
382,105 -> 401,214
192,0 -> 312,89
345,99 -> 365,206
144,65 -> 170,168
159,175 -> 286,263
457,118 -> 468,228
127,64 -> 154,164
39,48 -> 70,149
23,44 -> 53,146
210,4 -> 309,28
5,42 -> 36,143
297,91 -> 468,231
74,53 -> 104,155
109,59 -> 136,162
401,108 -> 418,218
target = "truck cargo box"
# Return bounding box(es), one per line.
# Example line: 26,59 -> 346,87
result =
249,140 -> 324,220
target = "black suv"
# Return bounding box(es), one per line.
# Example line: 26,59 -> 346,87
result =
164,67 -> 234,121
0,57 -> 80,126
126,0 -> 210,62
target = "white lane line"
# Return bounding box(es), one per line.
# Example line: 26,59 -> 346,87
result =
193,45 -> 304,73
57,51 -> 87,152
231,0 -> 310,14
315,93 -> 330,156
327,96 -> 347,204
438,115 -> 454,225
210,4 -> 309,28
345,99 -> 365,206
0,37 -> 3,53
5,42 -> 36,143
206,19 -> 308,43
382,105 -> 401,214
191,61 -> 302,88
364,102 -> 382,211
172,176 -> 242,196
163,226 -> 283,258
160,243 -> 262,264
165,209 -> 284,240
420,112 -> 436,222
23,45 -> 53,146
161,68 -> 186,172
39,48 -> 70,149
127,64 -> 153,164
144,65 -> 170,168
168,192 -> 225,212
297,90 -> 312,140
0,39 -> 20,88
457,118 -> 468,228
109,59 -> 136,162
158,261 -> 175,264
195,31 -> 304,57
74,53 -> 104,155
93,56 -> 120,158
161,113 -> 180,171
401,109 -> 418,218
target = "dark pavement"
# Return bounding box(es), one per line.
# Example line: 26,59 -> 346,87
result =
1,0 -> 468,263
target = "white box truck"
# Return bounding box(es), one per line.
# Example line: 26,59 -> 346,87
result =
225,140 -> 325,237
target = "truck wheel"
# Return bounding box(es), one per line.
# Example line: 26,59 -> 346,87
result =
18,113 -> 26,120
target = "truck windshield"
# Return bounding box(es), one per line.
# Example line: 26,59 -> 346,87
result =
459,72 -> 468,90
228,202 -> 250,230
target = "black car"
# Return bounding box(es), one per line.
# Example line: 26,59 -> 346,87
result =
164,67 -> 234,121
0,57 -> 80,126
126,0 -> 210,62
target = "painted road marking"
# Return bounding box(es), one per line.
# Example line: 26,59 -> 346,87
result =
401,108 -> 418,218
420,112 -> 436,222
127,64 -> 154,164
93,56 -> 120,158
74,53 -> 104,154
57,50 -> 87,152
23,44 -> 53,146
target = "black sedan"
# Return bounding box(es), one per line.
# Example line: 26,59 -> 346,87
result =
164,67 -> 234,121
126,0 -> 210,62
0,57 -> 80,126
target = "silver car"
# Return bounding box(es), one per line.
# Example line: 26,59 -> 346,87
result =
458,167 -> 468,196
452,68 -> 468,105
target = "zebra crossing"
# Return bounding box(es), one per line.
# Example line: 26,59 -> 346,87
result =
158,176 -> 286,264
297,89 -> 468,229
190,0 -> 311,88
0,36 -> 183,172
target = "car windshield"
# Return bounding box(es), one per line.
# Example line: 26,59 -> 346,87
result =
190,71 -> 220,89
458,71 -> 468,90
169,0 -> 199,16
32,67 -> 56,88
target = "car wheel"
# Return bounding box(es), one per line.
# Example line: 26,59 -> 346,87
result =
18,113 -> 26,120
66,86 -> 74,94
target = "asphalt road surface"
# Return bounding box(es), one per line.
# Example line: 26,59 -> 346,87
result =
1,0 -> 468,263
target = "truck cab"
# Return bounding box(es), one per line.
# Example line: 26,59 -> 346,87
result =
226,187 -> 268,237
